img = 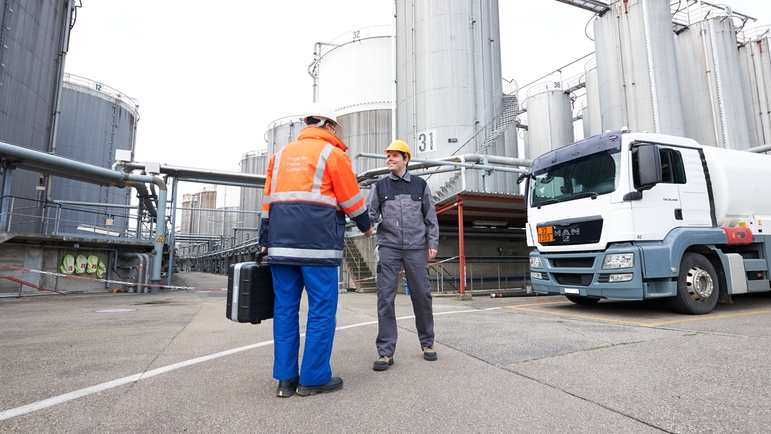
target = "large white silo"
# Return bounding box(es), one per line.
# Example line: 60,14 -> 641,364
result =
593,0 -> 684,136
675,15 -> 751,149
522,85 -> 574,159
395,0 -> 503,195
738,26 -> 771,148
50,74 -> 138,236
237,149 -> 268,244
583,58 -> 602,137
312,26 -> 393,177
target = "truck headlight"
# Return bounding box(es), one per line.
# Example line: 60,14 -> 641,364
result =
602,253 -> 634,269
531,271 -> 545,280
530,256 -> 543,269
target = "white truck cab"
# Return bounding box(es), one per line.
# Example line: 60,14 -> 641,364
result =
526,130 -> 771,314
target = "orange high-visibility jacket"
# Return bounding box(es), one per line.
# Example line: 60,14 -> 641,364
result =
259,126 -> 371,266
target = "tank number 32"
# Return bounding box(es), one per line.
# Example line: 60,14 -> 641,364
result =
417,130 -> 436,154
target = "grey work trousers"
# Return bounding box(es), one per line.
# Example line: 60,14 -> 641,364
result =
376,246 -> 435,357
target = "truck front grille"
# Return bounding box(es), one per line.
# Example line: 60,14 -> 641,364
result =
549,257 -> 595,268
553,273 -> 594,286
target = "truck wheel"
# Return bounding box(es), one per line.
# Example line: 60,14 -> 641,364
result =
566,295 -> 600,305
668,253 -> 719,314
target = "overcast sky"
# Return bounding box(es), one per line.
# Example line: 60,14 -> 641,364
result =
64,1 -> 770,202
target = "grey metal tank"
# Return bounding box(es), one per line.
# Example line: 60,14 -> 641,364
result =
48,74 -> 138,235
311,26 -> 393,178
264,115 -> 305,157
395,0 -> 504,196
0,0 -> 73,232
180,189 -> 217,237
237,149 -> 268,244
522,84 -> 574,159
738,26 -> 771,148
593,0 -> 685,136
675,15 -> 751,149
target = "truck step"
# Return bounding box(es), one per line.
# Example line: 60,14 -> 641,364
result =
743,259 -> 768,272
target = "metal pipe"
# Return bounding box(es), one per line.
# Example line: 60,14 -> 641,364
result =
45,0 -> 74,201
0,164 -> 13,231
149,176 -> 167,286
53,200 -> 137,209
355,152 -> 530,179
166,177 -> 178,287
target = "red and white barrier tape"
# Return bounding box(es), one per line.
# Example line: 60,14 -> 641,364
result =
0,263 -> 225,293
3,254 -> 463,293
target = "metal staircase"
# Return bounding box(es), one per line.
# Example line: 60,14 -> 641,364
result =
436,94 -> 522,199
342,237 -> 377,292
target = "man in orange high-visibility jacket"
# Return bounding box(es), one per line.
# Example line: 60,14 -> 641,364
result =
259,103 -> 372,398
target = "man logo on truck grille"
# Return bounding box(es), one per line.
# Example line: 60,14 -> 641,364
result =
554,228 -> 580,237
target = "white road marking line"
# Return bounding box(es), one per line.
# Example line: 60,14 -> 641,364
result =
1,308 -> 484,421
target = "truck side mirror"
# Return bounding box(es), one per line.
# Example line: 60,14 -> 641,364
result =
636,144 -> 662,190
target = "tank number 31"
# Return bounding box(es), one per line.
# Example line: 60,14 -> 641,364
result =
417,130 -> 436,154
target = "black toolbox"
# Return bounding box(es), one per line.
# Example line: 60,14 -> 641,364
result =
226,253 -> 274,324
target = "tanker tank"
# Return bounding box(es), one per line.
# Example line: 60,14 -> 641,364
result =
700,145 -> 771,225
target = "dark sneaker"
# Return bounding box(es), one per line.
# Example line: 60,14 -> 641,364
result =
373,355 -> 394,371
276,377 -> 299,397
422,345 -> 437,361
296,376 -> 343,396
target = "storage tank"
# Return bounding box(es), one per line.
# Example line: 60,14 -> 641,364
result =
179,189 -> 217,236
264,115 -> 305,157
593,0 -> 684,136
738,26 -> 771,148
0,0 -> 72,232
311,26 -> 392,178
395,0 -> 503,196
522,84 -> 574,159
238,149 -> 267,244
583,58 -> 602,137
675,15 -> 751,149
48,74 -> 138,235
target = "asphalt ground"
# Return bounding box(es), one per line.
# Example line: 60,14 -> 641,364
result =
1,272 -> 770,433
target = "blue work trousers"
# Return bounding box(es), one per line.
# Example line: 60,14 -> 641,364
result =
271,264 -> 338,387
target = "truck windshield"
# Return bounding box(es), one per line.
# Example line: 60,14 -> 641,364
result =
531,149 -> 621,207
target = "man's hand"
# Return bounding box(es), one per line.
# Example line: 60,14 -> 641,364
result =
428,249 -> 437,260
260,247 -> 267,253
363,226 -> 373,237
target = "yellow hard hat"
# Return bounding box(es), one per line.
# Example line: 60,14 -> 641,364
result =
385,140 -> 411,158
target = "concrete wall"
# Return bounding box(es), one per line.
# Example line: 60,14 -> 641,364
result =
0,243 -> 153,295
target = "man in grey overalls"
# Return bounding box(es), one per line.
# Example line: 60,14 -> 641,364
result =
366,140 -> 439,371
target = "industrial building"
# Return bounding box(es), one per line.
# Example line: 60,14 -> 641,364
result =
1,0 -> 770,296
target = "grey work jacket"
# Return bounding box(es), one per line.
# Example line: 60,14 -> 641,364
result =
367,171 -> 439,251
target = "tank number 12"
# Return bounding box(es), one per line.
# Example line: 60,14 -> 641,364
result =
417,130 -> 436,154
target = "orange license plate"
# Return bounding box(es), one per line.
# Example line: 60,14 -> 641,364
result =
538,226 -> 554,243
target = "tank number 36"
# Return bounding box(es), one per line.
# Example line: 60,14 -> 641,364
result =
417,130 -> 436,154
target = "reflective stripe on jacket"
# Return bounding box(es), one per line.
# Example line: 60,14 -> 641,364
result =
367,171 -> 439,251
259,126 -> 371,266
